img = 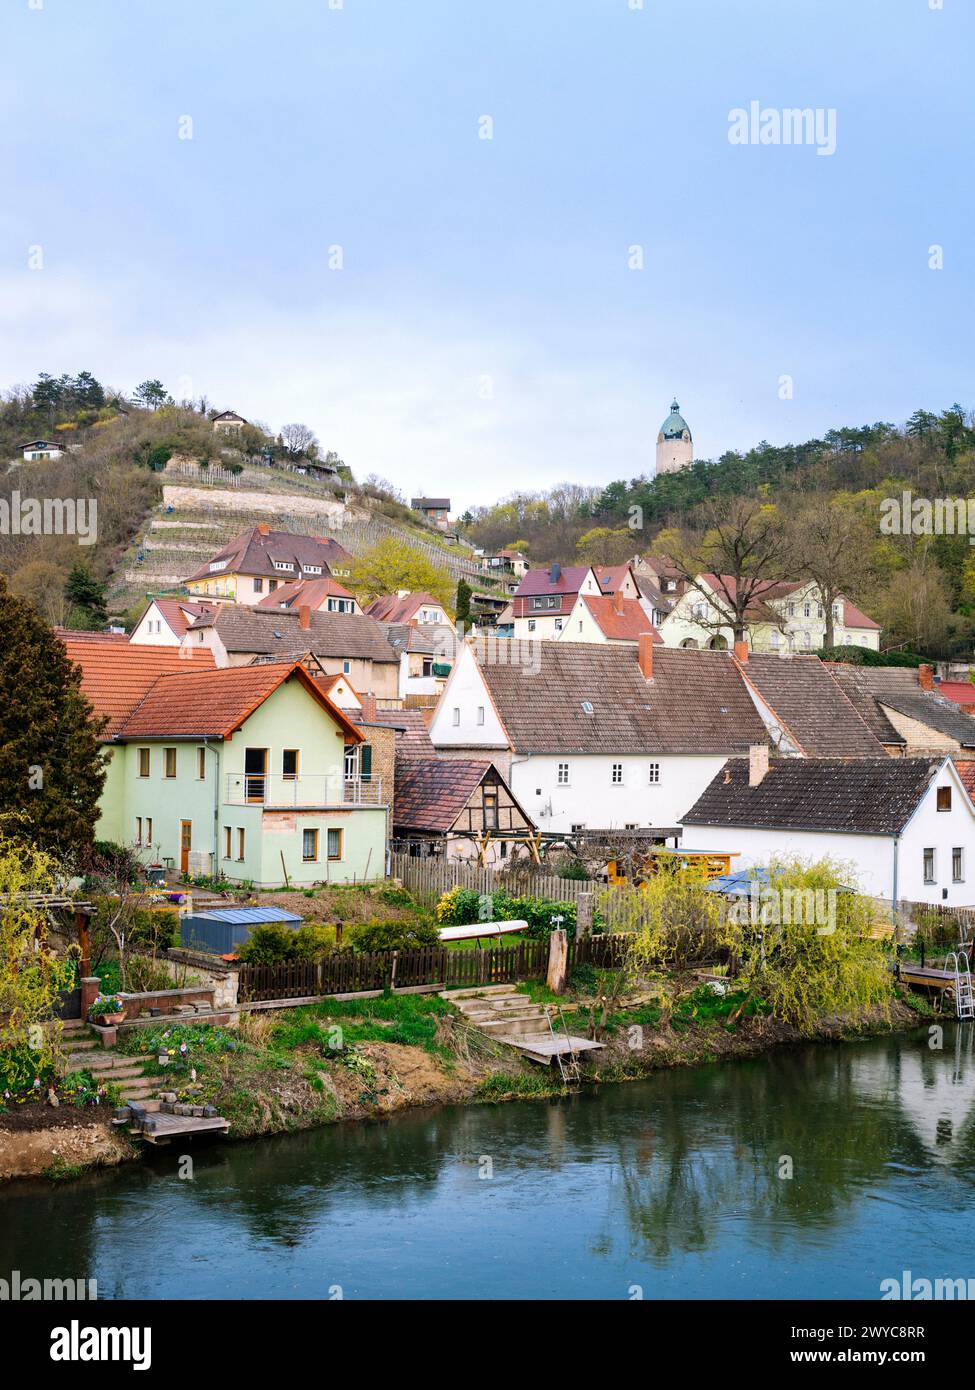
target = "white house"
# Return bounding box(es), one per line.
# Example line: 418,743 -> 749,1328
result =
659,575 -> 881,654
511,565 -> 600,641
131,598 -> 216,645
428,636 -> 773,836
681,751 -> 975,907
20,439 -> 66,462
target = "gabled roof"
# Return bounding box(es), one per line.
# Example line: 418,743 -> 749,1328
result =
145,598 -> 216,637
735,654 -> 884,757
410,497 -> 450,509
187,606 -> 398,662
369,709 -> 436,756
593,564 -> 636,594
255,576 -> 354,611
60,634 -> 215,738
469,639 -> 769,755
365,592 -> 446,624
380,622 -> 456,657
954,760 -> 975,797
394,758 -> 519,832
514,566 -> 592,598
827,664 -> 975,748
580,595 -> 663,644
20,438 -> 63,450
183,525 -> 353,583
683,757 -> 945,836
115,660 -> 362,743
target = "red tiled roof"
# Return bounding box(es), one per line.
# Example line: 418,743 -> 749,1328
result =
115,660 -> 363,742
256,576 -> 354,611
60,635 -> 215,738
365,592 -> 445,623
593,564 -> 635,594
581,595 -> 663,644
150,599 -> 216,637
938,682 -> 975,708
839,599 -> 880,631
514,566 -> 592,598
393,758 -> 497,832
955,760 -> 975,797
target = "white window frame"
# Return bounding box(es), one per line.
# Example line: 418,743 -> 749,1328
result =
611,763 -> 623,786
648,762 -> 660,784
557,762 -> 570,785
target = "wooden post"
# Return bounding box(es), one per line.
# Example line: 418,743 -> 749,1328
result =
577,891 -> 594,941
547,928 -> 568,995
75,908 -> 91,978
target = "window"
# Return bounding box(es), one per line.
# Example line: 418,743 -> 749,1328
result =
527,619 -> 536,633
803,603 -> 811,618
135,817 -> 143,846
224,826 -> 232,860
421,658 -> 433,677
787,603 -> 795,618
303,565 -> 322,575
197,747 -> 207,779
138,748 -> 150,778
274,561 -> 293,572
648,762 -> 660,784
557,762 -> 570,785
342,660 -> 351,675
452,707 -> 460,726
327,828 -> 343,861
953,848 -> 965,883
483,789 -> 498,830
923,848 -> 936,884
164,748 -> 177,779
937,787 -> 952,812
236,828 -> 245,862
611,763 -> 623,785
571,822 -> 586,832
253,578 -> 264,593
476,706 -> 485,725
578,621 -> 583,632
554,618 -> 563,631
269,579 -> 278,591
303,828 -> 319,862
282,749 -> 299,780
145,817 -> 152,845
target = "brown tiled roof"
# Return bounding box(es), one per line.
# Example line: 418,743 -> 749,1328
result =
736,654 -> 884,757
115,660 -> 362,742
515,566 -> 592,598
255,576 -> 354,610
581,595 -> 663,644
593,564 -> 636,594
365,593 -> 446,623
183,525 -> 353,583
683,756 -> 943,835
828,664 -> 975,748
380,622 -> 456,657
60,634 -> 215,738
188,606 -> 398,662
393,758 -> 495,832
149,599 -> 216,637
369,708 -> 436,755
471,639 -> 769,755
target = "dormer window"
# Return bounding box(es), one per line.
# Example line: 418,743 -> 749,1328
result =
274,561 -> 294,572
303,565 -> 322,575
208,560 -> 228,572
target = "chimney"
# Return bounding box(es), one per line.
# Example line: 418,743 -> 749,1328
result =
638,631 -> 654,679
613,588 -> 625,614
359,693 -> 377,722
549,562 -> 561,584
298,604 -> 311,630
734,640 -> 749,665
919,664 -> 934,692
748,744 -> 769,787
256,522 -> 269,536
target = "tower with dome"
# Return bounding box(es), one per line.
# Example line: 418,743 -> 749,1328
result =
656,399 -> 693,475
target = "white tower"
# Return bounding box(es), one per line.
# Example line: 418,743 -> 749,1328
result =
656,398 -> 693,476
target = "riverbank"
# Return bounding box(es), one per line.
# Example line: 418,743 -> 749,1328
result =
0,984 -> 933,1184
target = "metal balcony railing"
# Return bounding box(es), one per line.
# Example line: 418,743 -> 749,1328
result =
224,774 -> 384,807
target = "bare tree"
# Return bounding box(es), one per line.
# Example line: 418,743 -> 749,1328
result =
279,423 -> 318,459
788,502 -> 873,649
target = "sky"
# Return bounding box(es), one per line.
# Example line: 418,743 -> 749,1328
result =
1,0 -> 973,508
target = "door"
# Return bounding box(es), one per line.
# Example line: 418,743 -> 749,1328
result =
245,748 -> 268,803
180,820 -> 192,875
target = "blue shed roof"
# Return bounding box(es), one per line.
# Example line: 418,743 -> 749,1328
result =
191,906 -> 304,925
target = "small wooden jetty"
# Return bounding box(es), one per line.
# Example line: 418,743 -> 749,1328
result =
443,985 -> 605,1071
125,1100 -> 230,1145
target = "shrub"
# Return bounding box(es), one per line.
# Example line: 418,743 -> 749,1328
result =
290,924 -> 342,960
347,919 -> 440,952
377,885 -> 416,908
238,922 -> 299,965
435,886 -> 483,925
0,1043 -> 55,1103
435,886 -> 577,937
122,955 -> 174,993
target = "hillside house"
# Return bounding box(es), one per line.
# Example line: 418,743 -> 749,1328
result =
20,439 -> 66,461
511,565 -> 600,641
481,549 -> 529,579
211,410 -> 248,434
256,576 -> 360,615
410,497 -> 451,529
366,592 -> 450,626
558,590 -> 663,646
183,523 -> 354,603
660,575 -> 881,653
380,622 -> 456,700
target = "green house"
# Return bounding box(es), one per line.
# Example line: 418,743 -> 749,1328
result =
95,659 -> 387,887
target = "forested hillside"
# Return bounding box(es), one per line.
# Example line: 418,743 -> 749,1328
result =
461,407 -> 975,659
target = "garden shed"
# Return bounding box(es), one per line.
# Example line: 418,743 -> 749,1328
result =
180,905 -> 304,955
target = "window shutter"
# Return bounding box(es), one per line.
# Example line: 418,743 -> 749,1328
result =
360,744 -> 373,780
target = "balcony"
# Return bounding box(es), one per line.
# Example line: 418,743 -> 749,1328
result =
224,773 -> 385,808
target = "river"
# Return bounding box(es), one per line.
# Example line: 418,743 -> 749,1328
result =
2,1026 -> 974,1300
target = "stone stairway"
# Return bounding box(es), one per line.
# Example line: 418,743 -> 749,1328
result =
443,985 -> 605,1067
60,1019 -> 159,1106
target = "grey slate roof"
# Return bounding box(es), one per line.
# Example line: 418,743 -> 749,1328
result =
183,526 -> 353,583
682,756 -> 943,836
471,639 -> 769,755
380,622 -> 456,658
828,665 -> 975,748
188,606 -> 398,662
367,708 -> 436,755
738,655 -> 885,757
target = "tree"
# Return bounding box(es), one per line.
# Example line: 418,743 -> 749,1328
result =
455,579 -> 472,625
789,499 -> 873,648
279,423 -> 318,459
667,498 -> 789,643
9,560 -> 69,626
0,581 -> 108,860
133,379 -> 170,411
350,538 -> 454,610
876,559 -> 954,655
64,563 -> 108,628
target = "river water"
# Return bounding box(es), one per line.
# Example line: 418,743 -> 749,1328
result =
2,1026 -> 974,1300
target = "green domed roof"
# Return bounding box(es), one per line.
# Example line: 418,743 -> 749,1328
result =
659,398 -> 691,441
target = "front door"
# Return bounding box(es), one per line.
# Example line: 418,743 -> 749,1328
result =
245,748 -> 268,803
180,820 -> 192,875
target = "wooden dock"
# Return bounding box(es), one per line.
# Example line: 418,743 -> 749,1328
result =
501,1034 -> 606,1067
126,1100 -> 230,1145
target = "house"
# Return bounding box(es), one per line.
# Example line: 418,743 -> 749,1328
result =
593,564 -> 640,599
366,592 -> 450,626
104,660 -> 386,886
130,598 -> 216,645
681,751 -> 975,907
410,497 -> 451,529
633,572 -> 676,629
828,663 -> 975,758
558,590 -> 664,646
481,549 -> 529,579
495,603 -> 514,638
380,622 -> 456,701
183,523 -> 354,603
393,758 -> 535,864
181,605 -> 400,699
59,633 -> 216,846
511,565 -> 600,641
211,410 -> 248,434
732,652 -> 886,756
428,635 -> 771,834
660,575 -> 881,653
635,555 -> 690,600
20,439 -> 66,461
256,576 -> 360,615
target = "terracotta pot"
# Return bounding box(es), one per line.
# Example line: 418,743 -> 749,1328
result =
93,1011 -> 125,1026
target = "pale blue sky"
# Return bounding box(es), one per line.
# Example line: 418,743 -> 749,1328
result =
1,0 -> 972,505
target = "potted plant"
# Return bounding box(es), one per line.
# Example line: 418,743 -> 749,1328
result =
89,994 -> 125,1026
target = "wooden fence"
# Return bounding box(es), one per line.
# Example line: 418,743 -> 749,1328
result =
237,934 -> 631,1003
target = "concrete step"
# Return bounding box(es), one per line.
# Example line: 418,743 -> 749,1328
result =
444,985 -> 524,1001
460,998 -> 537,1015
118,1079 -> 160,1098
68,1053 -> 143,1074
64,1038 -> 98,1052
474,1015 -> 552,1037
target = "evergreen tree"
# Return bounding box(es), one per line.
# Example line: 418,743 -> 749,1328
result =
64,564 -> 108,627
0,580 -> 107,861
455,579 -> 472,625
